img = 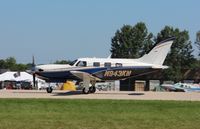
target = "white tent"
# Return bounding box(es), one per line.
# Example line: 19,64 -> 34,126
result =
0,71 -> 44,82
0,72 -> 47,89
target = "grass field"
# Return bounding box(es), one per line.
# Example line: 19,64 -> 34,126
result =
0,99 -> 200,129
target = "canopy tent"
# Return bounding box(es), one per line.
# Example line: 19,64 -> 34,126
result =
0,71 -> 44,82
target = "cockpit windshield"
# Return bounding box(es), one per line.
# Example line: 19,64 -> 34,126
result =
69,59 -> 78,66
69,59 -> 87,67
76,61 -> 87,67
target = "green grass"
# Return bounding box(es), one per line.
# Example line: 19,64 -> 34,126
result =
0,99 -> 200,129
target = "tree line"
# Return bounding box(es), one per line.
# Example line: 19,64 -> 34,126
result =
0,57 -> 72,71
0,57 -> 30,71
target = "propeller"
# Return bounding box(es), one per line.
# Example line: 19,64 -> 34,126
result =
32,56 -> 36,88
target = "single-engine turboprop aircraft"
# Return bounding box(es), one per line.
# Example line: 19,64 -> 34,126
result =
32,37 -> 175,94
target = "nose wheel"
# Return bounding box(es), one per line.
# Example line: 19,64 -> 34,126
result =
46,87 -> 53,93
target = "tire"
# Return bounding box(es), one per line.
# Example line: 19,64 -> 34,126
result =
82,87 -> 90,94
89,86 -> 96,93
46,87 -> 53,93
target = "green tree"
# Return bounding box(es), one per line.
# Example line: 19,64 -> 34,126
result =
0,59 -> 6,69
4,57 -> 17,70
195,31 -> 200,57
155,26 -> 195,82
0,57 -> 28,71
15,64 -> 28,71
110,22 -> 154,58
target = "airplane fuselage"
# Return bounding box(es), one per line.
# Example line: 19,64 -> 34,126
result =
35,58 -> 161,82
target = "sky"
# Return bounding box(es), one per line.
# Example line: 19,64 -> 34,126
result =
0,0 -> 200,64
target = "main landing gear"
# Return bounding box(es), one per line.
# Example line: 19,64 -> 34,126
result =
80,75 -> 97,94
82,86 -> 96,94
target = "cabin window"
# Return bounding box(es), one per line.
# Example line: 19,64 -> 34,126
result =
104,62 -> 111,67
93,62 -> 100,67
115,63 -> 122,67
76,61 -> 87,67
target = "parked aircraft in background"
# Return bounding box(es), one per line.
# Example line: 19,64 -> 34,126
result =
161,83 -> 200,92
32,37 -> 175,94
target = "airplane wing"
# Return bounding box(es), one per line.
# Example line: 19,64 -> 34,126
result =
70,71 -> 101,81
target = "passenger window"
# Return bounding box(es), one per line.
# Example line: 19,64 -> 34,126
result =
93,62 -> 100,67
104,62 -> 111,67
115,63 -> 122,67
76,61 -> 87,67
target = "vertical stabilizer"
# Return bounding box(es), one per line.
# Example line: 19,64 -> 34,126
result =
139,37 -> 175,65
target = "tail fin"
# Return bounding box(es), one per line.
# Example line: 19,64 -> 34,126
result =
139,37 -> 175,65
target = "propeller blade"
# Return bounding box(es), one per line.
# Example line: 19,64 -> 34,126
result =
33,73 -> 36,87
32,55 -> 36,71
32,55 -> 36,88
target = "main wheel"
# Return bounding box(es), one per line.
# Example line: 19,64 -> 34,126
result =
46,87 -> 53,93
82,87 -> 90,94
89,86 -> 96,93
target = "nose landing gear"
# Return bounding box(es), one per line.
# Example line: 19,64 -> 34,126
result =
46,87 -> 53,93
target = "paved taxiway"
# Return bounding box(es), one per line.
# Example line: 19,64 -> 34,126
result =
1,90 -> 200,101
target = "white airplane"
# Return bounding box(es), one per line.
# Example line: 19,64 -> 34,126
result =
161,83 -> 200,92
33,37 -> 175,94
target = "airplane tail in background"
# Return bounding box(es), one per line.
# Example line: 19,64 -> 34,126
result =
139,37 -> 175,65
